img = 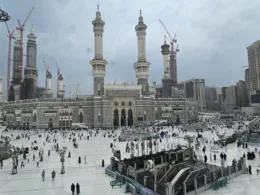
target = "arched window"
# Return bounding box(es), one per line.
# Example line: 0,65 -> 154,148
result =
114,101 -> 118,106
121,101 -> 125,106
128,101 -> 132,106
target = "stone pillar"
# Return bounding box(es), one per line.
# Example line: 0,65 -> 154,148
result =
228,166 -> 231,180
183,182 -> 186,195
221,168 -> 223,177
204,175 -> 207,190
119,114 -> 121,126
154,182 -> 158,193
118,161 -> 124,173
161,155 -> 164,164
110,157 -> 115,170
144,176 -> 148,187
194,179 -> 197,193
165,182 -> 171,195
126,114 -> 128,126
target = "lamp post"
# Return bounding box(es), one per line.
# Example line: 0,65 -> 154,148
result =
0,9 -> 11,22
59,146 -> 67,174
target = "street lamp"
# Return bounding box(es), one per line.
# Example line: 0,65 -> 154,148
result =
0,9 -> 11,22
58,146 -> 67,174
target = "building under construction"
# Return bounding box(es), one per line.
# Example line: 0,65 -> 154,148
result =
8,25 -> 62,101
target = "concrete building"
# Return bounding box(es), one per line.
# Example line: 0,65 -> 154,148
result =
205,86 -> 217,110
23,25 -> 38,100
247,40 -> 260,90
221,85 -> 238,112
236,80 -> 249,107
176,79 -> 206,111
3,8 -> 198,129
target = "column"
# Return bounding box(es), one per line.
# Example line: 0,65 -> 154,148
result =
126,114 -> 128,126
119,114 -> 121,126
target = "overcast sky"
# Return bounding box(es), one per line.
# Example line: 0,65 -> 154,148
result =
1,0 -> 260,97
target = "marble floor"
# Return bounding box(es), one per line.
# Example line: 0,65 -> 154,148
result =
0,126 -> 260,195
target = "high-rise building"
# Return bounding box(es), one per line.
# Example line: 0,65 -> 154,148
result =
10,31 -> 21,101
176,78 -> 206,111
23,25 -> 38,99
221,86 -> 238,112
236,80 -> 249,107
205,86 -> 217,110
247,40 -> 260,90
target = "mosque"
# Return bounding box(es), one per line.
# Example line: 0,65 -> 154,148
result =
3,7 -> 198,129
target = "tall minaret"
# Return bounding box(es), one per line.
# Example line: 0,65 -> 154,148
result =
12,31 -> 21,101
134,10 -> 150,96
24,24 -> 38,99
161,37 -> 172,97
89,5 -> 108,97
57,66 -> 63,98
45,68 -> 52,98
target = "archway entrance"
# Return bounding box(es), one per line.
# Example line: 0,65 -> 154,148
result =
48,118 -> 54,129
128,109 -> 133,126
121,109 -> 126,126
113,109 -> 119,127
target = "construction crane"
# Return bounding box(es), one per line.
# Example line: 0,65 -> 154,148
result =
159,19 -> 180,95
42,59 -> 50,72
56,62 -> 60,74
241,66 -> 248,68
5,22 -> 15,99
16,7 -> 34,99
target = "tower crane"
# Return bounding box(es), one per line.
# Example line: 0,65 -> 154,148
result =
159,19 -> 180,95
42,59 -> 50,72
16,7 -> 34,99
56,62 -> 60,73
5,21 -> 15,99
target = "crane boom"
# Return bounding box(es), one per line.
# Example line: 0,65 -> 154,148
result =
56,62 -> 60,73
158,19 -> 173,42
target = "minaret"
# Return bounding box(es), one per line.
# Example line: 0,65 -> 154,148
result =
57,67 -> 63,98
134,10 -> 150,96
12,31 -> 21,101
89,5 -> 108,97
24,24 -> 38,99
161,37 -> 172,97
45,68 -> 52,98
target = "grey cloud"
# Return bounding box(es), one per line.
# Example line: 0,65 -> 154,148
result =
0,0 -> 260,96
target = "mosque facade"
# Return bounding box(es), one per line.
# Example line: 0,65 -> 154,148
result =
3,7 -> 198,129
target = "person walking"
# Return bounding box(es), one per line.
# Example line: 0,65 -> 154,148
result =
51,170 -> 56,180
76,183 -> 80,194
84,155 -> 86,164
41,170 -> 45,181
71,183 -> 75,195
